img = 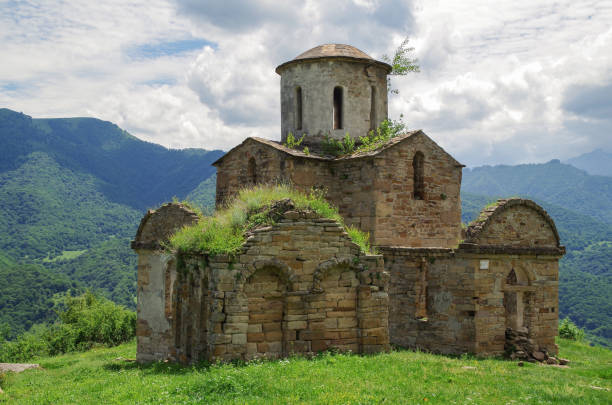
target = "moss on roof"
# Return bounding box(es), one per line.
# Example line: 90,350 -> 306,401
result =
169,184 -> 374,256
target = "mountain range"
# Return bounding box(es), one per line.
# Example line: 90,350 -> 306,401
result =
0,108 -> 610,347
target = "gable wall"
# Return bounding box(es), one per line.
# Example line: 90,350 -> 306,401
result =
472,205 -> 558,247
373,134 -> 463,247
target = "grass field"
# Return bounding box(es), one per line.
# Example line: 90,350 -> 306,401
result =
1,339 -> 610,404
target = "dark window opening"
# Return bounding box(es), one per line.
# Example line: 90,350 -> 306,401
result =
370,86 -> 376,130
333,86 -> 343,129
296,86 -> 302,130
247,157 -> 257,184
413,151 -> 425,200
507,269 -> 518,285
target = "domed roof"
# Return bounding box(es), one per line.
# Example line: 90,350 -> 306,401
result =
295,44 -> 373,60
276,43 -> 391,74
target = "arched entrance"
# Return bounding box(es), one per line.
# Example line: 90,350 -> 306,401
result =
244,266 -> 288,359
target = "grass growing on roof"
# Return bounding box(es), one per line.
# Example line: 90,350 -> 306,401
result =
169,184 -> 374,255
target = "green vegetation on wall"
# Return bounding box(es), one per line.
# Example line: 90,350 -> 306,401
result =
170,184 -> 375,256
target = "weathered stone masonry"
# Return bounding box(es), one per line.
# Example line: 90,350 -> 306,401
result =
132,203 -> 389,363
132,44 -> 564,363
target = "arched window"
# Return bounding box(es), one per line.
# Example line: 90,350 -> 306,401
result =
333,86 -> 343,129
295,86 -> 303,130
506,269 -> 518,285
247,157 -> 257,184
370,86 -> 376,131
413,152 -> 425,200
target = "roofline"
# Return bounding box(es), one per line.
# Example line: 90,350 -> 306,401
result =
275,56 -> 392,75
465,198 -> 562,247
213,131 -> 466,167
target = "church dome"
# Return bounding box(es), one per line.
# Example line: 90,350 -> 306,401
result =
276,44 -> 391,74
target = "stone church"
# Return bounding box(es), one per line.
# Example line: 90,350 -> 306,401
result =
132,44 -> 564,364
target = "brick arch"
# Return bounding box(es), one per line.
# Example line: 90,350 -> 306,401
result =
243,262 -> 290,359
243,259 -> 297,292
132,203 -> 199,250
312,258 -> 362,292
465,198 -> 561,247
503,264 -> 535,287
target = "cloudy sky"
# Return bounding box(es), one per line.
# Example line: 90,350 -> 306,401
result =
1,0 -> 611,166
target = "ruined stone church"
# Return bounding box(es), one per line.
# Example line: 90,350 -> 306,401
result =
132,44 -> 564,364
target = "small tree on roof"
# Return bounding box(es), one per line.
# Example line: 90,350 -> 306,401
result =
382,37 -> 420,95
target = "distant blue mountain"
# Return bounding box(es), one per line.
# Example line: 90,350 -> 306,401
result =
565,149 -> 612,177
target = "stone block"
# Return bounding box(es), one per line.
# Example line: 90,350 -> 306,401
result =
287,321 -> 307,330
232,333 -> 247,345
224,323 -> 248,334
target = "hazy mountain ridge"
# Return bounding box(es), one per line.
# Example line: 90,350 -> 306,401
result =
565,149 -> 612,177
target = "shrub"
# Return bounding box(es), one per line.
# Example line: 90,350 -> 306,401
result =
283,132 -> 305,149
0,291 -> 135,362
559,317 -> 585,341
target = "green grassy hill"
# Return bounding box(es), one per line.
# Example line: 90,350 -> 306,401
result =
0,339 -> 610,404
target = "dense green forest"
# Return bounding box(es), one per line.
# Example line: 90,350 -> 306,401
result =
0,108 -> 610,349
0,264 -> 80,339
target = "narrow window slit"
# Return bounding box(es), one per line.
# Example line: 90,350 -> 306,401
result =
333,86 -> 343,129
413,152 -> 425,200
370,86 -> 376,130
295,87 -> 302,130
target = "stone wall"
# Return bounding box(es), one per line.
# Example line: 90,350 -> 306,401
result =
278,59 -> 388,145
465,198 -> 560,248
133,203 -> 390,363
382,200 -> 563,356
382,247 -> 477,354
382,247 -> 560,356
214,132 -> 463,248
371,132 -> 463,248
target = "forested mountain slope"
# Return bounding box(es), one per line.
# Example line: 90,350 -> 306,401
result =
0,108 -> 223,210
463,160 -> 612,223
0,109 -> 222,337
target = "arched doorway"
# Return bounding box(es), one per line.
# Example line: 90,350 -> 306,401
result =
244,266 -> 287,359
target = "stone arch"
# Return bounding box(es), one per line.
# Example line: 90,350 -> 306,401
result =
465,198 -> 561,248
244,262 -> 292,359
132,203 -> 199,250
311,259 -> 360,352
312,258 -> 360,292
244,259 -> 296,291
503,265 -> 533,332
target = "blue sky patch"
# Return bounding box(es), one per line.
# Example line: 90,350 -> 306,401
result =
128,38 -> 217,59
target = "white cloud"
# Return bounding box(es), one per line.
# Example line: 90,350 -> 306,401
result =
1,0 -> 611,166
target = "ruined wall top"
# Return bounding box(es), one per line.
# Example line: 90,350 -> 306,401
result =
131,202 -> 199,250
464,198 -> 562,250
